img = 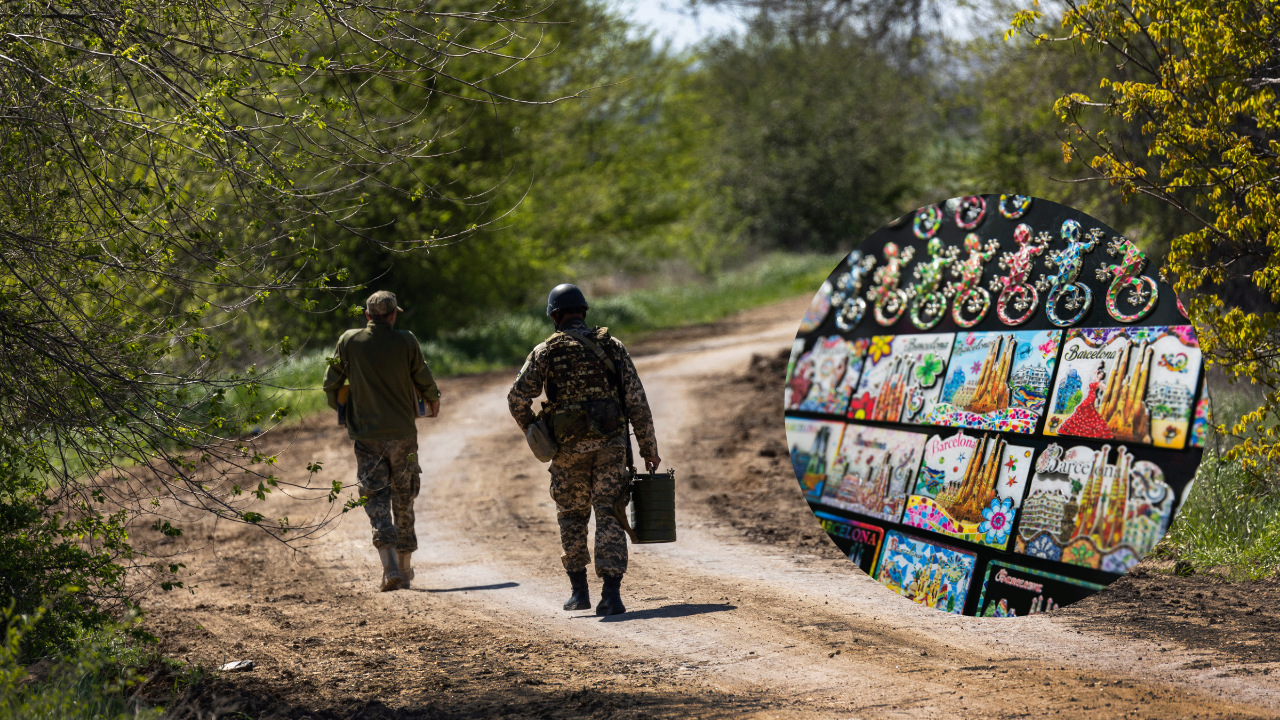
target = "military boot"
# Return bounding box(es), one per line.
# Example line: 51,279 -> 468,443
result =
595,575 -> 625,616
398,550 -> 415,590
564,570 -> 591,611
377,545 -> 402,592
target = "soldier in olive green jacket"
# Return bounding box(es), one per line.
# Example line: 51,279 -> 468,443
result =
323,291 -> 440,592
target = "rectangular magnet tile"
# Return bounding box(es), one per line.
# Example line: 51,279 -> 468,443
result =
875,529 -> 977,615
919,329 -> 1062,434
847,333 -> 955,426
975,560 -> 1105,617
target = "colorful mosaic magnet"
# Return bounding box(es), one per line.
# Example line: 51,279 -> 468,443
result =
955,196 -> 987,230
998,194 -> 1032,219
876,530 -> 977,615
906,237 -> 958,330
946,232 -> 999,328
821,424 -> 928,522
1044,325 -> 1202,449
814,512 -> 885,576
868,242 -> 916,327
990,223 -> 1049,326
920,329 -> 1062,434
784,417 -> 846,501
1189,394 -> 1210,448
903,430 -> 1034,550
976,561 -> 1105,617
848,333 -> 956,425
783,336 -> 869,415
833,251 -> 877,331
1098,234 -> 1159,322
1036,219 -> 1103,327
913,205 -> 943,240
1016,443 -> 1173,574
798,279 -> 833,333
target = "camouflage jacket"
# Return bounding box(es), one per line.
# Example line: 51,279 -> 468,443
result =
508,318 -> 658,459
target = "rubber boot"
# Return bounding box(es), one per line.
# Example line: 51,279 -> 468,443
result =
398,550 -> 414,590
377,545 -> 402,592
595,575 -> 625,616
564,570 -> 591,611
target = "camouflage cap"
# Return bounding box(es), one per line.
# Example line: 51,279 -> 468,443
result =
366,290 -> 403,316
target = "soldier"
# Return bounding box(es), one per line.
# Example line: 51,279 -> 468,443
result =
508,284 -> 660,616
323,290 -> 441,592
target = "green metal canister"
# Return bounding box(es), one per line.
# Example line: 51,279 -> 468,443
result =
629,469 -> 677,544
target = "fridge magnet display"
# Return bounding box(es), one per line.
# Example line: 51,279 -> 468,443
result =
1015,442 -> 1173,573
998,194 -> 1032,219
876,530 -> 978,615
902,431 -> 1034,550
906,237 -> 959,330
783,336 -> 869,414
955,196 -> 987,230
820,424 -> 927,522
869,242 -> 917,326
913,205 -> 943,239
833,251 -> 878,331
975,560 -> 1106,617
1098,234 -> 1159,323
785,418 -> 846,501
921,330 -> 1062,433
946,233 -> 1000,328
1036,219 -> 1105,327
814,511 -> 885,576
1044,325 -> 1202,449
990,223 -> 1048,326
847,333 -> 955,424
799,279 -> 834,333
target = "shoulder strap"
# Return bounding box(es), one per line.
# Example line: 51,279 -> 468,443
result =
559,328 -> 618,375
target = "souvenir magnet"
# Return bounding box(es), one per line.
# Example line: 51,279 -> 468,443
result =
998,194 -> 1032,219
913,205 -> 943,240
947,232 -> 999,328
834,251 -> 877,331
955,196 -> 987,230
1097,235 -> 1159,322
868,242 -> 916,326
990,222 -> 1049,326
906,237 -> 958,330
1036,219 -> 1102,327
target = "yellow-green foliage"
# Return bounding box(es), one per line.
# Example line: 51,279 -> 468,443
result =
1012,0 -> 1280,468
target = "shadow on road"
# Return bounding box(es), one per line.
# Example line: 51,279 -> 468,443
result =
418,582 -> 520,593
588,603 -> 737,622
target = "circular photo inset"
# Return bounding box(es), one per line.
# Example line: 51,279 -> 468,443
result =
783,194 -> 1206,617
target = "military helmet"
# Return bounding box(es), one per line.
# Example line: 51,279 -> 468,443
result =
546,283 -> 589,316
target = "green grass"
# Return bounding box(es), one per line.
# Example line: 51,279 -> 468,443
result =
255,252 -> 841,423
1166,452 -> 1280,580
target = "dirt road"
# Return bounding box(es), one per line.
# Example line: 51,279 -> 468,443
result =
148,297 -> 1280,720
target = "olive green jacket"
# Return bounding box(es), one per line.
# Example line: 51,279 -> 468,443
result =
322,321 -> 441,441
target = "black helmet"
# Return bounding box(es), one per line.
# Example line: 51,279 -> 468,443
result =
546,283 -> 589,316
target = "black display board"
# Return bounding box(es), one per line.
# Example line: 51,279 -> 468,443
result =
783,195 -> 1206,617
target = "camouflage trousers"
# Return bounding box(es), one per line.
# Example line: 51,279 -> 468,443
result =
353,438 -> 421,551
549,447 -> 630,578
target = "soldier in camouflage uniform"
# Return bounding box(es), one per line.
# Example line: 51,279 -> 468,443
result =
508,284 -> 660,616
323,291 -> 441,592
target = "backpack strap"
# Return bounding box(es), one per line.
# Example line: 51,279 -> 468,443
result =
558,328 -> 618,375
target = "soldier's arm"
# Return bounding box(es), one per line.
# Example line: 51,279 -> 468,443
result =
322,338 -> 348,410
507,344 -> 547,431
614,339 -> 659,461
405,332 -> 442,402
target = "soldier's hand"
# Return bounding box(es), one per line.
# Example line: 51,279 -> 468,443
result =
644,455 -> 660,472
428,400 -> 440,418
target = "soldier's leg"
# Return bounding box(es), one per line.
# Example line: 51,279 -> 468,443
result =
387,438 -> 421,552
354,441 -> 395,548
549,452 -> 592,573
589,447 -> 630,578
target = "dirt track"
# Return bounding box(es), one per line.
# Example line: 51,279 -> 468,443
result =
146,297 -> 1280,720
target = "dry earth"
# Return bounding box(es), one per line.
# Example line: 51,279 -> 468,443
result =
140,296 -> 1280,720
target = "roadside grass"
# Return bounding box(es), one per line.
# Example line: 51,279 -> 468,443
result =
2,608 -> 203,720
1164,452 -> 1280,581
258,252 -> 840,424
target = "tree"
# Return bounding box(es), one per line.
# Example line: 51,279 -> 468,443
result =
0,0 -> 557,654
1009,0 -> 1280,468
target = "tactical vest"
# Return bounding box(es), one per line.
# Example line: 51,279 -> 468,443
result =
543,327 -> 627,445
